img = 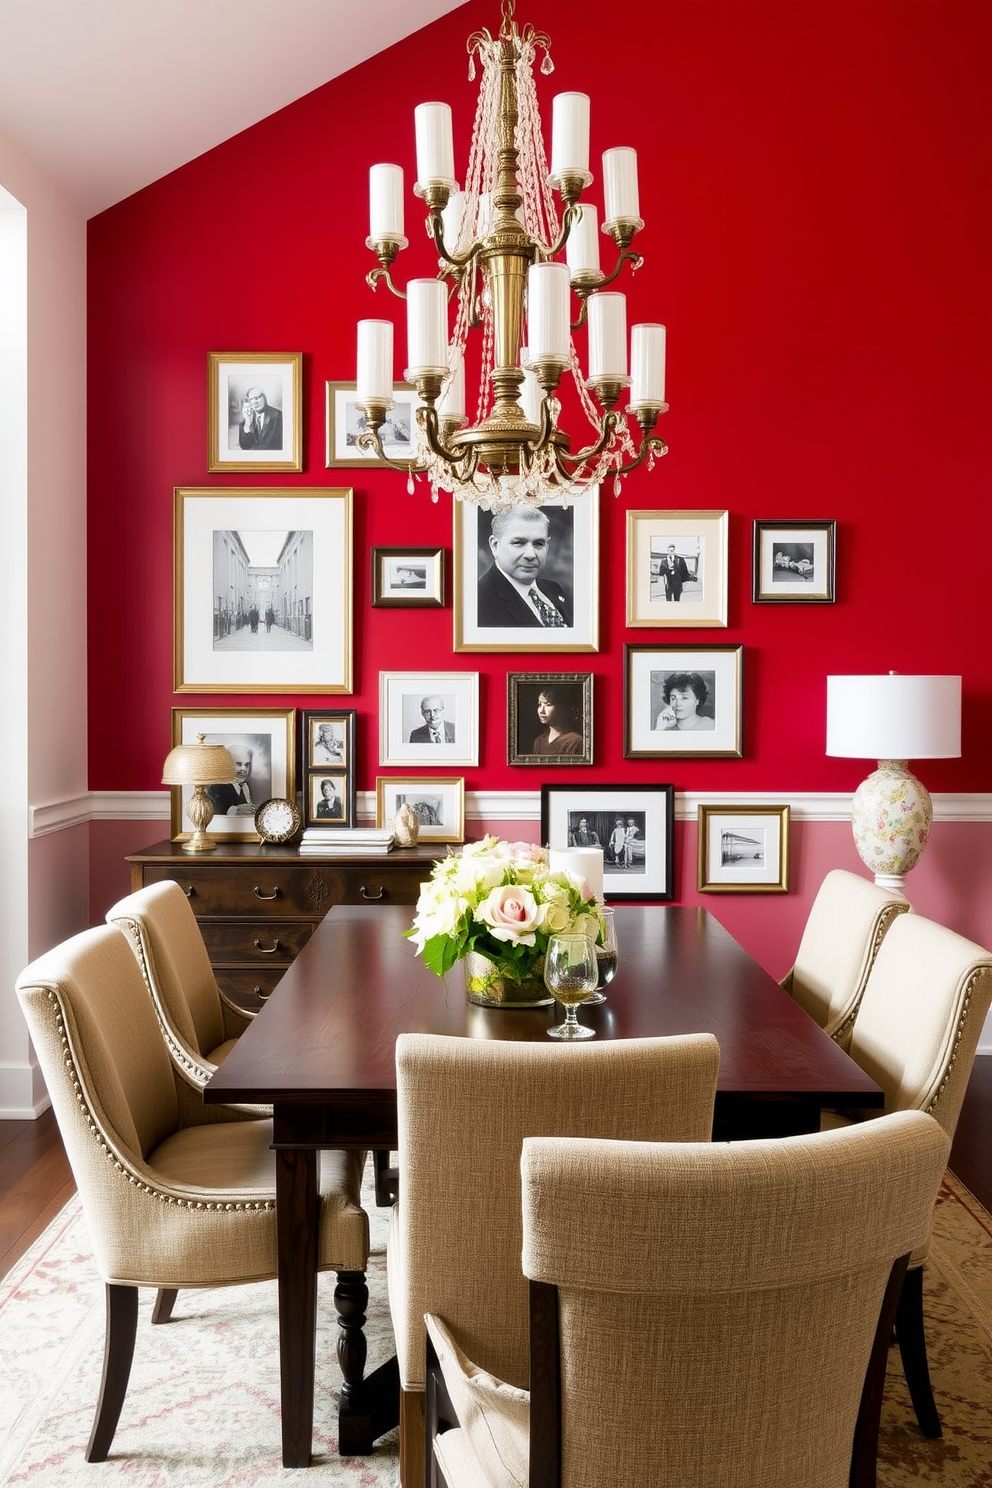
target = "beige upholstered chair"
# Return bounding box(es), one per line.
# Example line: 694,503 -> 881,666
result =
825,911 -> 992,1438
780,869 -> 910,1046
388,1030 -> 721,1487
426,1111 -> 950,1488
15,924 -> 368,1462
106,880 -> 255,1095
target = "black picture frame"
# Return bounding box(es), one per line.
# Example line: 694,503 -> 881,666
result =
752,519 -> 836,603
301,709 -> 357,829
541,783 -> 676,903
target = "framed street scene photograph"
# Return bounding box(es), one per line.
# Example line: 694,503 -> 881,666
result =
325,381 -> 419,467
752,519 -> 836,603
626,509 -> 729,627
541,784 -> 676,903
697,804 -> 790,893
169,707 -> 295,844
453,489 -> 600,652
174,487 -> 353,693
372,545 -> 445,608
379,670 -> 479,766
375,775 -> 465,844
508,672 -> 593,766
624,644 -> 744,759
207,353 -> 302,473
301,709 -> 356,829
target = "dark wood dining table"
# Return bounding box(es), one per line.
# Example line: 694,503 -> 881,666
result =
205,900 -> 884,1468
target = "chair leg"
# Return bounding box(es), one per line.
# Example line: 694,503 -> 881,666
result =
851,1255 -> 908,1488
85,1283 -> 138,1462
895,1264 -> 942,1438
151,1288 -> 178,1324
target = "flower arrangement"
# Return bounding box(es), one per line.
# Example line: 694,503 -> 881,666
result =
407,836 -> 603,983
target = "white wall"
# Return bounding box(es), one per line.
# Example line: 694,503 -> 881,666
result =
0,129 -> 88,1117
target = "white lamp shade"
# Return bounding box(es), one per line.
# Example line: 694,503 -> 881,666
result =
826,674 -> 962,760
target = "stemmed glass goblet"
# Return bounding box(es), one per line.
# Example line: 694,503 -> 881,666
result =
544,933 -> 597,1039
586,906 -> 618,1005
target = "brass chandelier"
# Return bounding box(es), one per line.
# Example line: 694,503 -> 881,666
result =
354,0 -> 668,509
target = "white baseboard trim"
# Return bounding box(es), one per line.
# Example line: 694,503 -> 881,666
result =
29,789 -> 992,836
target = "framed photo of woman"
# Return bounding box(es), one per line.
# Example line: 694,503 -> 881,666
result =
624,644 -> 744,759
507,673 -> 593,766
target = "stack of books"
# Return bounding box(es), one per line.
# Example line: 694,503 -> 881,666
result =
298,826 -> 395,855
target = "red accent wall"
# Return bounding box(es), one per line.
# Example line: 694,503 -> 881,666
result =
87,0 -> 992,796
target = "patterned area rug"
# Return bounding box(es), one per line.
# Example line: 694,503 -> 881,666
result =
1,1165 -> 989,1486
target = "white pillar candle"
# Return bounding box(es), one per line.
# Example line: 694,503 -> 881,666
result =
551,92 -> 590,178
437,355 -> 465,419
519,356 -> 543,426
440,190 -> 469,252
415,101 -> 455,184
630,323 -> 666,405
527,261 -> 570,362
369,163 -> 404,240
406,279 -> 448,372
588,293 -> 627,380
565,201 -> 600,277
356,320 -> 393,402
603,146 -> 640,222
549,847 -> 605,903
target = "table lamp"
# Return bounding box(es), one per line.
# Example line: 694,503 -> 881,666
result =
826,673 -> 961,894
162,733 -> 238,853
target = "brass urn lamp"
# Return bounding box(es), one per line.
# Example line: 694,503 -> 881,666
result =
162,734 -> 238,853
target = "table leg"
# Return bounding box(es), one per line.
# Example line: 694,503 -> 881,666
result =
275,1144 -> 319,1468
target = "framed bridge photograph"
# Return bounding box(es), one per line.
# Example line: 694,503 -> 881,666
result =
697,804 -> 790,893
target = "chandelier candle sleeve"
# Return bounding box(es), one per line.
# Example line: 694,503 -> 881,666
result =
566,202 -> 601,278
369,164 -> 404,241
520,358 -> 543,426
631,324 -> 667,407
437,356 -> 466,420
550,92 -> 590,178
414,101 -> 456,186
588,292 -> 628,381
440,190 -> 469,253
528,261 -> 571,363
357,319 -> 393,402
406,279 -> 449,374
603,147 -> 640,224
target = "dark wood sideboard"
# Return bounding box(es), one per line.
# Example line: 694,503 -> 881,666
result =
126,840 -> 439,1010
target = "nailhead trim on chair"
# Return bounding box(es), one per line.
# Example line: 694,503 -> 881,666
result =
46,987 -> 275,1213
113,915 -> 214,1087
829,901 -> 908,1048
925,967 -> 985,1117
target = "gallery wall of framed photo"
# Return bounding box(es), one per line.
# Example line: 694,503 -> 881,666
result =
85,0 -> 985,842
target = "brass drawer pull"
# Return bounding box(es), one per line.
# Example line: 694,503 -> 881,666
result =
360,885 -> 385,901
253,938 -> 283,954
255,985 -> 273,1000
253,886 -> 280,900
183,886 -> 195,898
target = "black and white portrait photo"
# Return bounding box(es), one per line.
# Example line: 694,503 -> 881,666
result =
406,693 -> 457,746
202,733 -> 272,818
476,505 -> 574,629
212,528 -> 314,653
649,537 -> 702,604
310,719 -> 345,765
226,379 -> 285,453
311,774 -> 345,821
208,354 -> 301,472
379,670 -> 479,767
649,669 -> 717,733
721,827 -> 765,867
771,542 -> 815,582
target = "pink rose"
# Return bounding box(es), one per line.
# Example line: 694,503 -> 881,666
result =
476,884 -> 541,944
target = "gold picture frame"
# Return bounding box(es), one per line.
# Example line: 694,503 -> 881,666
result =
375,775 -> 465,844
626,509 -> 728,627
174,486 -> 353,693
325,380 -> 419,468
697,804 -> 790,893
169,707 -> 296,844
207,352 -> 302,473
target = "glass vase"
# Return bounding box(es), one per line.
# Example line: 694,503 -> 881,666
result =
462,951 -> 553,1007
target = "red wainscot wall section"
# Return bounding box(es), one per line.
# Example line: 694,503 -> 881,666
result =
87,1 -> 992,977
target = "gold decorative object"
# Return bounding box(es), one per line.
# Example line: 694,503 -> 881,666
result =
354,0 -> 668,509
161,734 -> 237,854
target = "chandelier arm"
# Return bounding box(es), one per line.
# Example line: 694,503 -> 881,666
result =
355,429 -> 427,475
540,202 -> 582,261
553,410 -> 622,470
365,266 -> 407,300
610,433 -> 669,476
428,212 -> 485,270
416,406 -> 481,486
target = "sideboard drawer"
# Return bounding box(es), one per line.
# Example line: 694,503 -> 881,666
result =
200,920 -> 314,964
216,968 -> 285,1010
140,864 -> 341,918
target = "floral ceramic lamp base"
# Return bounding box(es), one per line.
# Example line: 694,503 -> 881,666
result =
850,760 -> 930,896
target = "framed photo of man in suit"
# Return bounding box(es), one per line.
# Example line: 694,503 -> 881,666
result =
208,353 -> 302,473
379,671 -> 479,766
453,490 -> 599,652
625,509 -> 728,627
169,707 -> 295,843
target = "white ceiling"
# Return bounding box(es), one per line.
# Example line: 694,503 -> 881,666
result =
0,0 -> 467,217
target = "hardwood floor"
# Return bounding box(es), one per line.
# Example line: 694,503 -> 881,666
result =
1,1058 -> 990,1282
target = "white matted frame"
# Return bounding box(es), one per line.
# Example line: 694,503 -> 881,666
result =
169,707 -> 295,844
626,509 -> 728,627
625,644 -> 743,758
698,804 -> 790,893
379,671 -> 479,766
541,783 -> 676,903
326,381 -> 419,467
453,489 -> 600,652
375,776 -> 465,844
753,519 -> 836,603
207,353 -> 302,473
174,487 -> 353,693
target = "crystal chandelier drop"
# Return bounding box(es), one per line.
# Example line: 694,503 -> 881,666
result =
354,0 -> 668,510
